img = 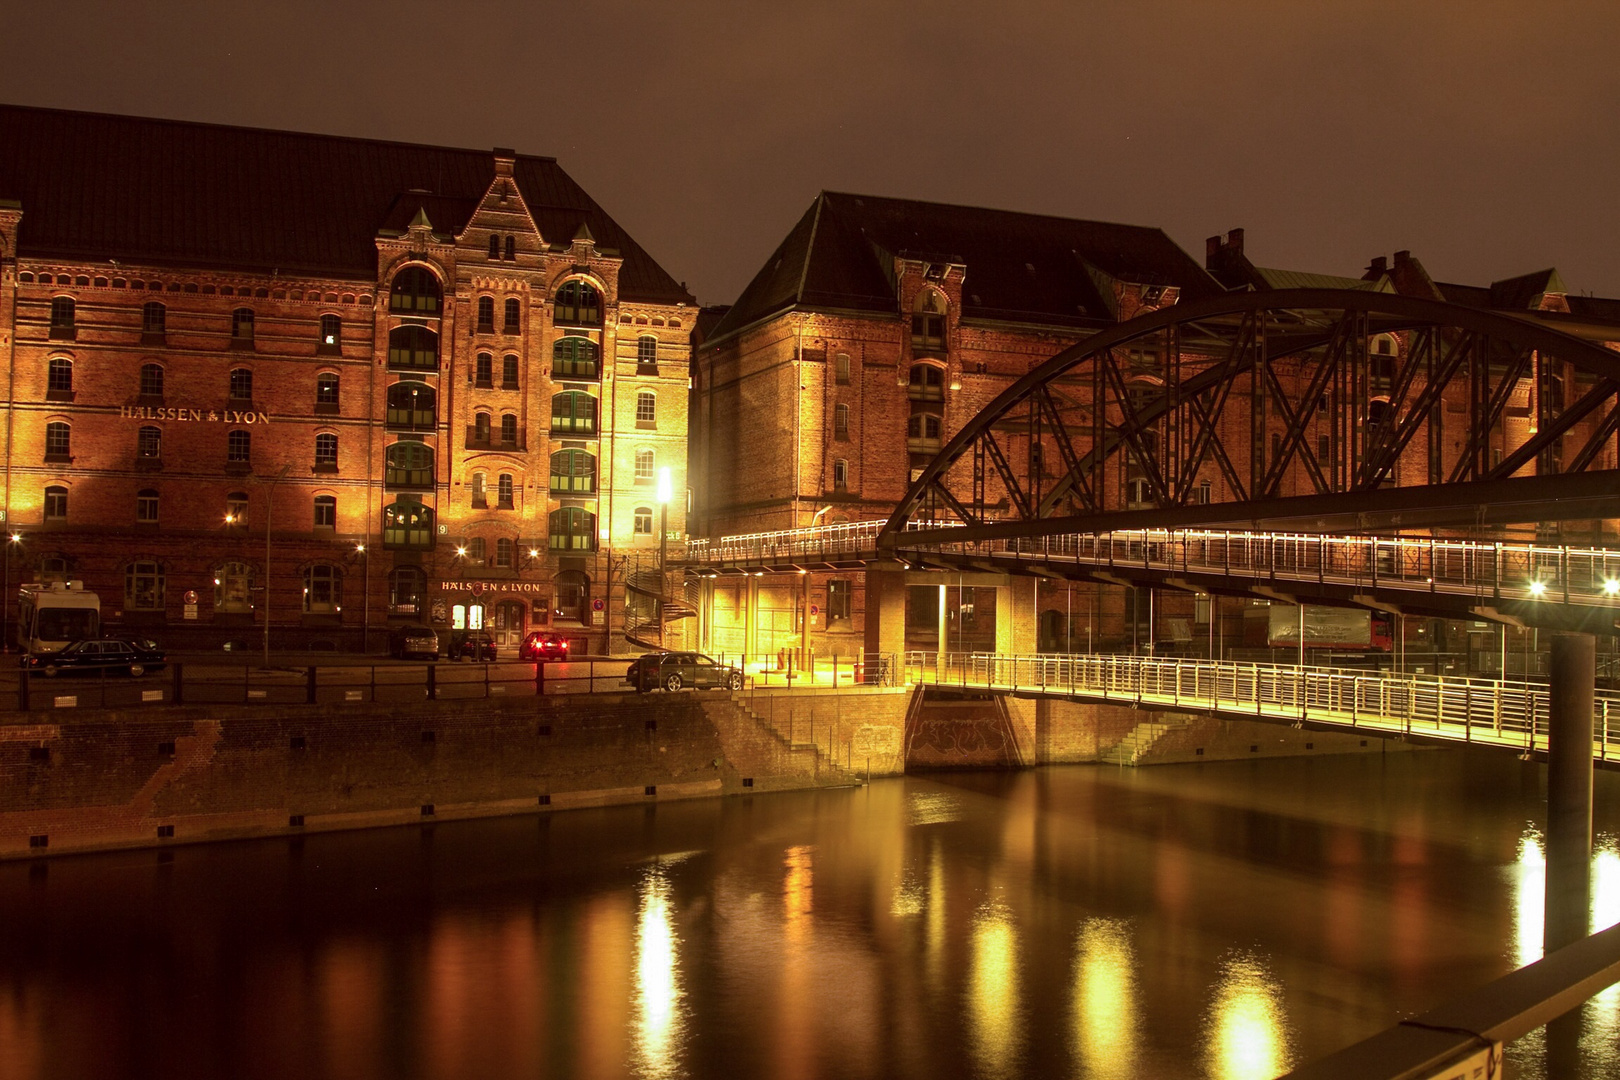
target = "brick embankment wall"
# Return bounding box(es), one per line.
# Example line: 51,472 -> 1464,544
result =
719,685 -> 912,778
0,692 -> 854,860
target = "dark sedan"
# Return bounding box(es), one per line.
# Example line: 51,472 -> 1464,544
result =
445,630 -> 498,662
27,637 -> 166,678
625,651 -> 744,693
519,631 -> 569,662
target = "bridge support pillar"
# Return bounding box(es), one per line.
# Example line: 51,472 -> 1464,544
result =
1546,631 -> 1594,957
863,565 -> 906,673
997,577 -> 1039,658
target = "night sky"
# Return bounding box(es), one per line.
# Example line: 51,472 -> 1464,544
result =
4,2 -> 1617,306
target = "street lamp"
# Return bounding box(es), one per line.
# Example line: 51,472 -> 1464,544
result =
656,466 -> 673,646
2,532 -> 20,653
353,542 -> 369,655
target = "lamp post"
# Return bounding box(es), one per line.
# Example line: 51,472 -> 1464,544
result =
656,466 -> 672,646
355,542 -> 369,655
2,532 -> 20,653
260,464 -> 291,669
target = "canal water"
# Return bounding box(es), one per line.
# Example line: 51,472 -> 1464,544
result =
1,749 -> 1617,1080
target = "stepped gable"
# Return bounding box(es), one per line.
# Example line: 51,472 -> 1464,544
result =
0,103 -> 692,304
710,190 -> 1222,342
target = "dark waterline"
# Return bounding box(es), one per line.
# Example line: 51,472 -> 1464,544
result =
1,750 -> 1616,1079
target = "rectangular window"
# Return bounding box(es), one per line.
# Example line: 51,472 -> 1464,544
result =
502,354 -> 519,389
497,474 -> 514,509
475,353 -> 493,388
318,314 -> 341,355
834,403 -> 849,439
49,297 -> 76,339
835,354 -> 850,385
833,459 -> 848,490
1318,433 -> 1330,461
230,368 -> 253,400
500,415 -> 518,445
232,308 -> 254,344
316,374 -> 340,411
44,487 -> 67,520
828,579 -> 851,622
314,495 -> 336,529
636,392 -> 656,427
137,491 -> 159,523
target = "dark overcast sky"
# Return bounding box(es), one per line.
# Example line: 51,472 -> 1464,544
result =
4,1 -> 1617,306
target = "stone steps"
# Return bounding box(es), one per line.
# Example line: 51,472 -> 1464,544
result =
1100,714 -> 1196,767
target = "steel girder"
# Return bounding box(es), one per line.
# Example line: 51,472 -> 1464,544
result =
881,289 -> 1620,549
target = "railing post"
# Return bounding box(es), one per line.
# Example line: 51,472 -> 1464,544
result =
426,662 -> 437,700
306,665 -> 317,705
172,661 -> 183,706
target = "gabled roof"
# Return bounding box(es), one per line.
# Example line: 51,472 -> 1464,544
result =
1489,268 -> 1565,310
710,192 -> 1223,343
1255,267 -> 1390,292
0,104 -> 692,304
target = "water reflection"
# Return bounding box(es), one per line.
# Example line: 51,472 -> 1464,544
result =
1071,918 -> 1139,1079
1513,825 -> 1546,967
631,863 -> 686,1080
1204,952 -> 1294,1080
967,899 -> 1024,1080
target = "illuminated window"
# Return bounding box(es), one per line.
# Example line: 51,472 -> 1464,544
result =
635,449 -> 655,483
498,473 -> 514,509
637,335 -> 658,373
229,368 -> 253,400
388,325 -> 438,370
45,421 -> 70,460
44,485 -> 67,520
382,498 -> 434,549
911,290 -> 945,353
137,425 -> 161,459
302,564 -> 340,614
136,488 -> 159,523
548,507 -> 596,550
227,429 -> 251,463
125,560 -> 165,610
550,449 -> 596,493
227,491 -> 248,525
504,297 -> 521,335
555,280 -> 601,326
553,337 -> 599,378
318,314 -> 341,355
385,441 -> 434,489
471,472 -> 488,509
314,432 -> 338,468
908,363 -> 944,401
316,373 -> 339,410
215,561 -> 253,613
550,391 -> 597,433
49,296 -> 75,339
633,505 -> 653,534
47,357 -> 72,396
389,266 -> 442,314
385,381 -> 435,431
476,296 -> 495,334
313,494 -> 336,529
828,579 -> 851,621
636,391 -> 656,427
140,363 -> 164,398
388,565 -> 426,613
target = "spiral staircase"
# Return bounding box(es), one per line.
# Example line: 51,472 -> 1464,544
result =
623,555 -> 699,650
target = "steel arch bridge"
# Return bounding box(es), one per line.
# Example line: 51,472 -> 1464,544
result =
880,288 -> 1620,549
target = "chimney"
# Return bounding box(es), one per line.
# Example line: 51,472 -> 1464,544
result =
1393,250 -> 1411,268
1366,256 -> 1387,276
1226,228 -> 1244,256
1205,235 -> 1222,269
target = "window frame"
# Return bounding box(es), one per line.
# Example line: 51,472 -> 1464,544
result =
318,313 -> 342,355
44,485 -> 68,521
139,363 -> 165,399
226,429 -> 252,463
313,432 -> 339,469
313,494 -> 336,529
136,488 -> 160,524
636,390 -> 656,428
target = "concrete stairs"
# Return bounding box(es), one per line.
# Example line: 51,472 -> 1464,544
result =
1100,714 -> 1197,767
713,691 -> 852,788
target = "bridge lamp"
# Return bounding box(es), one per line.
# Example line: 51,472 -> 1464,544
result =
1529,580 -> 1548,598
1606,579 -> 1620,597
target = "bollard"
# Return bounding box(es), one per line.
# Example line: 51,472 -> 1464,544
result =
172,661 -> 184,706
306,666 -> 318,705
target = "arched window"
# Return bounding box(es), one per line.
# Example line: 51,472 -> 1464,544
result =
555,280 -> 601,326
476,296 -> 495,334
44,485 -> 67,520
474,352 -> 493,387
499,414 -> 518,445
388,325 -> 439,370
303,565 -> 341,614
835,353 -> 851,384
215,561 -> 254,613
548,507 -> 597,550
388,565 -> 426,613
226,491 -> 249,526
471,472 -> 488,508
550,449 -> 597,493
386,381 -> 436,431
555,570 -> 590,620
550,391 -> 597,433
313,494 -> 336,529
47,357 -> 72,397
502,353 -> 520,389
488,235 -> 502,260
142,301 -> 166,338
231,308 -> 254,344
497,473 -> 514,509
635,449 -> 655,483
315,372 -> 340,411
834,403 -> 850,439
633,506 -> 653,535
553,336 -> 599,379
463,537 -> 486,566
318,314 -> 342,354
227,429 -> 251,463
140,363 -> 165,398
124,560 -> 165,610
383,498 -> 434,549
833,459 -> 849,490
504,297 -> 521,335
473,412 -> 492,444
314,432 -> 338,469
44,421 -> 70,460
495,538 -> 515,568
1367,399 -> 1391,433
229,368 -> 253,400
908,363 -> 945,401
637,335 -> 658,373
911,290 -> 945,353
636,391 -> 656,427
49,297 -> 75,339
390,266 -> 442,314
504,236 -> 516,261
137,425 -> 161,460
907,412 -> 943,451
385,441 -> 434,489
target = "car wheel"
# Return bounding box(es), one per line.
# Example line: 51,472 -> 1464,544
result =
664,672 -> 684,692
129,664 -> 145,678
727,671 -> 743,691
42,664 -> 59,678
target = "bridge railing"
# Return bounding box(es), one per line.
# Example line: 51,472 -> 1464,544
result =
906,651 -> 1620,759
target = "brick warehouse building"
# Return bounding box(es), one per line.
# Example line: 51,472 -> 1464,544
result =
0,105 -> 695,655
692,195 -> 1620,669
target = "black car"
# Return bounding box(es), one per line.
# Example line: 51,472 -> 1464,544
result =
27,637 -> 166,678
445,630 -> 498,662
626,651 -> 744,693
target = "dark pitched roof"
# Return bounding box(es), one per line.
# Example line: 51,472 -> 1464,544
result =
0,104 -> 692,304
1488,268 -> 1564,310
709,192 -> 1223,342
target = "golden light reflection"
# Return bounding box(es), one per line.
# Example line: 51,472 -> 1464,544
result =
967,899 -> 1024,1080
783,845 -> 814,924
926,841 -> 946,992
1584,839 -> 1620,1070
1071,918 -> 1138,1079
631,864 -> 686,1080
1513,824 -> 1545,967
1204,952 -> 1294,1080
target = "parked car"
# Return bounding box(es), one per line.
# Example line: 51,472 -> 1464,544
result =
389,625 -> 439,660
625,651 -> 744,693
445,630 -> 498,662
519,630 -> 569,662
26,637 -> 166,677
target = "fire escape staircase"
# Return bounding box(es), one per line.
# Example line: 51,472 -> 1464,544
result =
623,556 -> 699,650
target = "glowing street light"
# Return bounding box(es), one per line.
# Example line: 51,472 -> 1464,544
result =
1604,579 -> 1620,597
1529,580 -> 1548,598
